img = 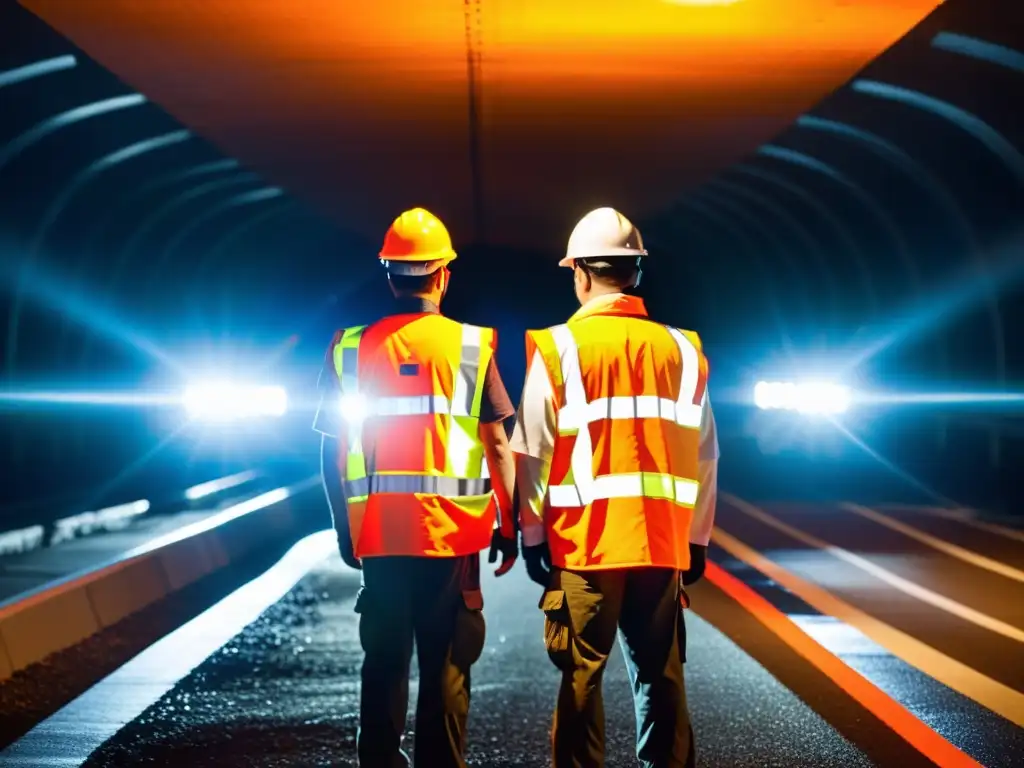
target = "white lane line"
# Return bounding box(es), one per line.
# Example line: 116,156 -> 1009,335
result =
722,494 -> 1024,644
184,470 -> 260,501
842,503 -> 1024,584
711,526 -> 1024,728
0,530 -> 337,766
894,505 -> 1024,545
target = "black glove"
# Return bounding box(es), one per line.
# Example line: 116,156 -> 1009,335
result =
488,528 -> 519,576
522,542 -> 552,587
681,544 -> 706,586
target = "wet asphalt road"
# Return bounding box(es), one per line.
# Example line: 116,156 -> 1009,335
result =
715,498 -> 1024,693
84,553 -> 874,767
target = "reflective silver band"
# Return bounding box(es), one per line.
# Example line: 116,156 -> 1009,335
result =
341,346 -> 358,395
665,327 -> 704,428
549,473 -> 699,508
557,376 -> 703,431
344,474 -> 492,499
452,323 -> 483,417
370,394 -> 451,417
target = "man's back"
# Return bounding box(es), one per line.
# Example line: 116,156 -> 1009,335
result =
570,313 -> 703,399
359,312 -> 467,386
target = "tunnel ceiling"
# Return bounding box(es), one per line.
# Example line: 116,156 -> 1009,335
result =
19,0 -> 943,261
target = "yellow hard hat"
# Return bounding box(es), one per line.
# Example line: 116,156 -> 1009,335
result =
560,207 -> 647,268
379,208 -> 457,274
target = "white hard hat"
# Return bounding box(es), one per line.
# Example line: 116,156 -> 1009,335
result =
560,207 -> 648,268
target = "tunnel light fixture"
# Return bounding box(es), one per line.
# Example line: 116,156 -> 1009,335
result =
183,381 -> 288,420
754,380 -> 850,415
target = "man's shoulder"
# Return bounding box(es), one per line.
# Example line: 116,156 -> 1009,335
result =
438,312 -> 493,331
324,318 -> 379,346
321,323 -> 372,362
322,327 -> 350,355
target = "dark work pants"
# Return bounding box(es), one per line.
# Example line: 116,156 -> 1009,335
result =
542,567 -> 695,768
355,555 -> 486,768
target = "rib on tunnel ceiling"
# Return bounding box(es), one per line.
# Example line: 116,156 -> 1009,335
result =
20,0 -> 944,264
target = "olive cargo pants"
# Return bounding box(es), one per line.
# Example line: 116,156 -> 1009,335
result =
355,554 -> 486,768
542,566 -> 695,768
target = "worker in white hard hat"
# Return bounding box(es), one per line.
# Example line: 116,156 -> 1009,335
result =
509,207 -> 719,767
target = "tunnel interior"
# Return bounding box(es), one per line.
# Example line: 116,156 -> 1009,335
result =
1,0 -> 1023,530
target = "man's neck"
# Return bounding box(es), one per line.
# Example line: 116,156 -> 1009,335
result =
582,289 -> 624,307
394,294 -> 441,314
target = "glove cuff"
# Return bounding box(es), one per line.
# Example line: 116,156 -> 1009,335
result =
521,526 -> 547,548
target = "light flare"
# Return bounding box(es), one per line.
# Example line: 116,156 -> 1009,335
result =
754,380 -> 850,415
183,382 -> 288,420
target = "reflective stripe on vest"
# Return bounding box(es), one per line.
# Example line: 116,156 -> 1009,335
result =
546,322 -> 704,509
345,475 -> 491,500
333,322 -> 492,501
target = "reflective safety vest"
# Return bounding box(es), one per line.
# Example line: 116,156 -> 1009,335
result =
332,313 -> 497,558
527,294 -> 708,571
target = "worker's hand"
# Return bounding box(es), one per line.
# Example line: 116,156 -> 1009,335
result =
488,528 -> 518,576
681,543 -> 706,586
522,542 -> 552,588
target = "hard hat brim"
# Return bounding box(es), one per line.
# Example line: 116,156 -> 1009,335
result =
378,247 -> 457,263
382,259 -> 445,276
559,246 -> 647,268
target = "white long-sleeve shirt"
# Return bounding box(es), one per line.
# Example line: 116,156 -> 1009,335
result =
509,347 -> 720,548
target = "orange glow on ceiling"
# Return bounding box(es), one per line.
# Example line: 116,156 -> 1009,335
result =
22,0 -> 944,92
21,0 -> 945,248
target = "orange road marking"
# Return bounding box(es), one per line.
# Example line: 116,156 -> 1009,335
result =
704,561 -> 984,768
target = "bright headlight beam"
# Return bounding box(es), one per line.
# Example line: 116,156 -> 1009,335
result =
0,390 -> 180,407
754,380 -> 850,415
795,382 -> 851,415
853,391 -> 1024,407
183,382 -> 288,420
339,392 -> 369,424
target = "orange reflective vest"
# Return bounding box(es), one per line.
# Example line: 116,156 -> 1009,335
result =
332,313 -> 498,558
527,294 -> 708,571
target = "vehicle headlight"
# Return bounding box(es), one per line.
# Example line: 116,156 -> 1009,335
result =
182,381 -> 288,420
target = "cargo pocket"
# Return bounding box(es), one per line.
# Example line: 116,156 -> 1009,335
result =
353,587 -> 380,653
353,586 -> 369,613
540,589 -> 573,672
451,588 -> 486,668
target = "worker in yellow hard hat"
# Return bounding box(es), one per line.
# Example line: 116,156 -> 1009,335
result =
312,207 -> 519,767
510,207 -> 719,768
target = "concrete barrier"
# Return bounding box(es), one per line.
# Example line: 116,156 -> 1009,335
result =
0,471 -> 265,558
0,475 -> 320,682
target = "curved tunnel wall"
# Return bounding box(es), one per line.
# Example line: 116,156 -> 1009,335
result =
644,0 -> 1024,509
0,4 -> 361,526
